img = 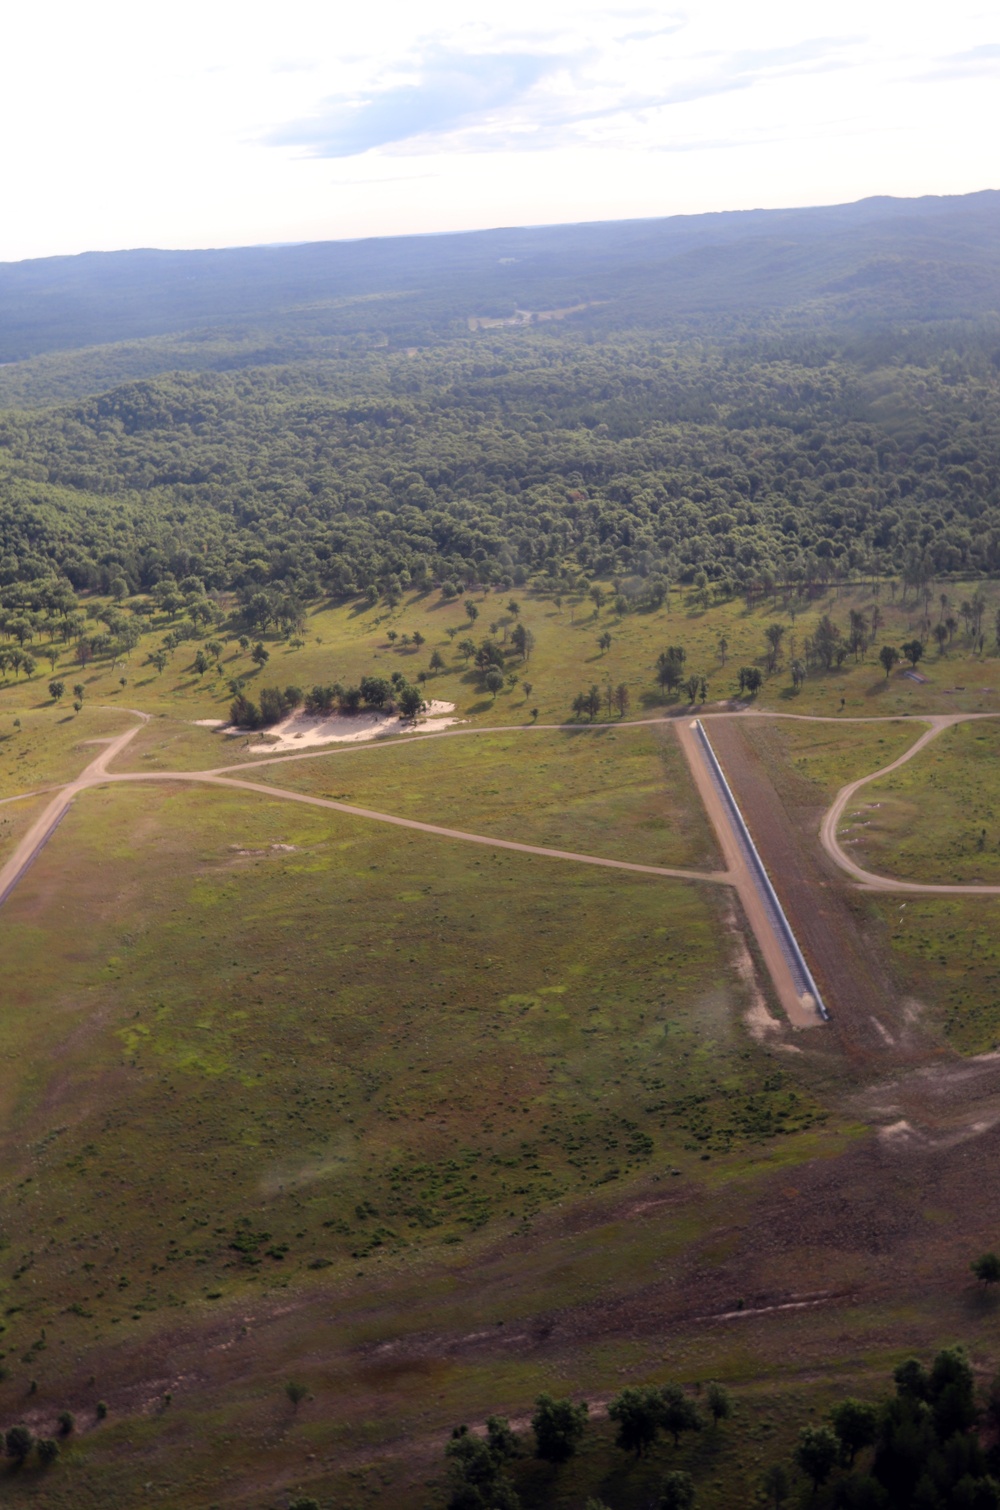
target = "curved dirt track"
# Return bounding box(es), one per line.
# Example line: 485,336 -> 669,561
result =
818,713 -> 1000,894
107,767 -> 732,885
2,705 -> 998,1038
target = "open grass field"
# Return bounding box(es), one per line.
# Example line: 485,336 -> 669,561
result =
0,703 -> 137,798
734,717 -> 921,802
4,583 -> 1000,1504
246,724 -> 720,872
860,893 -> 1000,1055
846,718 -> 1000,884
0,774 -> 864,1506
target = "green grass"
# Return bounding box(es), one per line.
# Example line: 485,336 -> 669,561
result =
847,718 -> 1000,882
861,893 -> 1000,1053
0,775 -> 851,1504
0,702 -> 136,798
6,579 -> 1000,750
3,584 -> 1000,1504
722,717 -> 922,807
244,724 -> 721,871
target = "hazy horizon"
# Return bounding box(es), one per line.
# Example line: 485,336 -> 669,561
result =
5,0 -> 999,262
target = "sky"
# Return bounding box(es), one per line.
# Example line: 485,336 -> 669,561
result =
2,0 -> 998,261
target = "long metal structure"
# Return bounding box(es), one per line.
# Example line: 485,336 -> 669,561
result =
694,719 -> 829,1021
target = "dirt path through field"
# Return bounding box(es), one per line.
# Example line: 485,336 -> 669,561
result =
103,767 -> 732,885
0,715 -> 147,908
818,713 -> 1000,893
674,719 -> 823,1028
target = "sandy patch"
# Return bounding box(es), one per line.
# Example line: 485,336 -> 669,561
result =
194,718 -> 227,728
227,700 -> 461,754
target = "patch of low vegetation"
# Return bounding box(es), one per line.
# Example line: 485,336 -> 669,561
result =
852,720 -> 1000,884
249,724 -> 720,871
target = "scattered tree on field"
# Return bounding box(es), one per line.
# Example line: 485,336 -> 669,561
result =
972,1252 -> 1000,1287
446,1422 -> 521,1510
608,1385 -> 665,1458
511,623 -> 535,660
660,1384 -> 703,1448
614,682 -> 630,717
761,1463 -> 791,1508
879,645 -> 900,678
656,646 -> 686,693
661,1469 -> 696,1510
5,1425 -> 34,1464
830,1398 -> 877,1467
398,683 -> 424,716
706,1382 -> 732,1426
484,668 -> 504,699
764,622 -> 786,671
901,639 -> 924,667
795,1425 -> 840,1493
49,679 -> 65,701
531,1394 -> 588,1463
285,1381 -> 308,1410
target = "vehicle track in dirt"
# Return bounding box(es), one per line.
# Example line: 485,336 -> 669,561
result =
2,707 -> 998,1043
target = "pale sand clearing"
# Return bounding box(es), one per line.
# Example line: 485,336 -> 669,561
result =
229,699 -> 462,754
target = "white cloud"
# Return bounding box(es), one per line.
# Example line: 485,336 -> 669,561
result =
0,0 -> 997,259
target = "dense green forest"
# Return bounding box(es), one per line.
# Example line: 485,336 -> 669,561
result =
2,329 -> 1000,603
2,192 -> 1000,607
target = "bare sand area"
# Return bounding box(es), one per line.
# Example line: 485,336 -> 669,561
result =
218,699 -> 462,754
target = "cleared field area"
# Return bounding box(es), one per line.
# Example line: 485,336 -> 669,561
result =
0,791 -> 50,869
244,724 -> 721,872
847,718 -> 1000,884
0,702 -> 136,797
861,892 -> 1000,1053
0,775 -> 849,1505
707,720 -> 922,1062
741,716 -> 921,799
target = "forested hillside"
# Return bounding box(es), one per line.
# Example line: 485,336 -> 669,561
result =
1,192 -> 1000,609
2,329 -> 1000,603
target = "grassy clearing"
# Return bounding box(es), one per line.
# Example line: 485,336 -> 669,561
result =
847,718 -> 1000,883
861,893 -> 1000,1052
0,776 -> 849,1506
4,580 -> 1000,757
245,724 -> 721,871
0,702 -> 135,798
721,718 -> 922,808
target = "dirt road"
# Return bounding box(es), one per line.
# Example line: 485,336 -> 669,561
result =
819,714 -> 1000,893
0,717 -> 147,908
3,706 -> 998,1041
675,719 -> 824,1029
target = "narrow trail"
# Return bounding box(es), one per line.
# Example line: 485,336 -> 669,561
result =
104,768 -> 731,886
1,706 -> 998,947
818,713 -> 1000,894
0,716 -> 148,908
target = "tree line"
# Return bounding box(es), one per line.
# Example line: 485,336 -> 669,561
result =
435,1345 -> 1000,1509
